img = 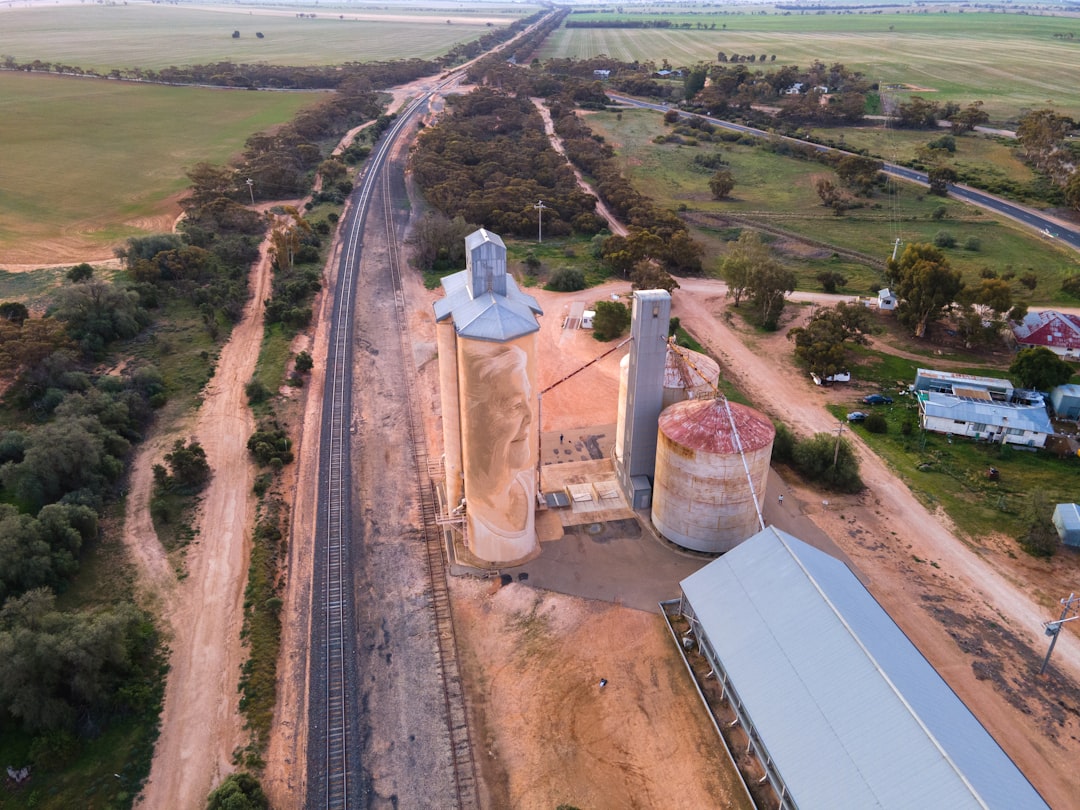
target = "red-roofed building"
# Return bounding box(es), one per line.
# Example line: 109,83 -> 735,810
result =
1012,310 -> 1080,358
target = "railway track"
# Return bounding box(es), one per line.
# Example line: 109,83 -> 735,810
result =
380,158 -> 480,810
308,85 -> 477,809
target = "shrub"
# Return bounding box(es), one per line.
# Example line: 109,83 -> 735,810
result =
771,421 -> 796,463
548,268 -> 586,292
245,380 -> 271,405
963,236 -> 981,251
931,205 -> 947,221
864,412 -> 887,433
933,230 -> 956,248
792,433 -> 863,493
1061,275 -> 1080,299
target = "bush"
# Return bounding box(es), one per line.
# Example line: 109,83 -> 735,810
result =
245,380 -> 271,405
864,412 -> 887,433
548,267 -> 586,292
771,421 -> 796,463
931,205 -> 947,221
963,236 -> 981,251
933,230 -> 956,248
792,433 -> 863,493
592,300 -> 630,341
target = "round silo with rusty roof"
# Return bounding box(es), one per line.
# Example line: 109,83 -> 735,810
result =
652,397 -> 774,553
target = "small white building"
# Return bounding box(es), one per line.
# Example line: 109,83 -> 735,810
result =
581,309 -> 595,329
878,288 -> 897,310
1051,383 -> 1080,419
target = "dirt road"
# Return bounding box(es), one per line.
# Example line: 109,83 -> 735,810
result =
131,229 -> 274,809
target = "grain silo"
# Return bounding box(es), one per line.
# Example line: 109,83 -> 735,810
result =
663,342 -> 721,410
652,397 -> 774,553
433,228 -> 543,565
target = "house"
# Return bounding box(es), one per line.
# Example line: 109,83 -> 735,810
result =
1012,310 -> 1080,358
592,69 -> 610,79
878,288 -> 897,310
671,527 -> 1050,809
1053,503 -> 1080,548
913,368 -> 1052,447
1051,383 -> 1080,419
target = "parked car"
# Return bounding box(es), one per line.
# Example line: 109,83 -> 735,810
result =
847,411 -> 869,422
862,394 -> 894,405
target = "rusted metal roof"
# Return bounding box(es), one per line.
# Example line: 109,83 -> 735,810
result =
659,398 -> 774,454
663,344 -> 720,391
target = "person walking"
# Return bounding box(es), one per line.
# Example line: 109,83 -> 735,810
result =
778,494 -> 784,505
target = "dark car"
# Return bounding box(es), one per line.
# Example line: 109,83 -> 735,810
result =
847,411 -> 869,422
862,394 -> 894,405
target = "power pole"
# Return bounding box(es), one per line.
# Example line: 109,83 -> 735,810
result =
533,199 -> 548,243
833,420 -> 846,466
1040,593 -> 1080,675
246,178 -> 255,206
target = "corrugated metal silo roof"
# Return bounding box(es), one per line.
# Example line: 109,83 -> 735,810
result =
680,527 -> 1049,810
433,268 -> 542,342
659,398 -> 773,454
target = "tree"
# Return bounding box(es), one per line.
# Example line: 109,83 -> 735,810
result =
886,243 -> 963,338
0,301 -> 29,325
816,271 -> 847,294
720,231 -> 771,307
927,165 -> 957,196
834,155 -> 882,195
1009,346 -> 1075,391
749,262 -> 797,330
708,169 -> 735,200
949,100 -> 989,134
1016,108 -> 1076,182
630,261 -> 680,293
894,96 -> 940,129
66,263 -> 94,283
206,773 -> 270,810
591,300 -> 630,341
51,280 -> 149,357
788,302 -> 871,380
1064,169 -> 1080,213
294,351 -> 313,373
408,212 -> 476,273
163,439 -> 211,494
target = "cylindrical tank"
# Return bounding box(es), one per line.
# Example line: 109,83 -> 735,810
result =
458,332 -> 539,565
652,398 -> 774,553
663,344 -> 721,410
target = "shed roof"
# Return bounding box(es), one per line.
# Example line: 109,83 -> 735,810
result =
920,391 -> 1052,434
1053,503 -> 1080,533
1013,310 -> 1080,351
680,527 -> 1049,810
433,268 -> 542,342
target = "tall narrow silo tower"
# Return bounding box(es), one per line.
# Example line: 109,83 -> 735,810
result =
433,229 -> 543,565
615,289 -> 671,509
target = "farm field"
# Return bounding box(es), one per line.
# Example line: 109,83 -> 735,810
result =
0,72 -> 324,267
0,2 -> 528,71
583,108 -> 1080,301
542,11 -> 1080,122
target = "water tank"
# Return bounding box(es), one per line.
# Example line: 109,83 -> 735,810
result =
663,343 -> 721,410
652,398 -> 774,553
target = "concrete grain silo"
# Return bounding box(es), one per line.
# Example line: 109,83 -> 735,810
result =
433,229 -> 543,565
652,397 -> 774,553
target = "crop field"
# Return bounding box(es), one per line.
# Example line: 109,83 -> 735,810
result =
0,2 -> 528,71
542,12 -> 1080,122
0,72 -> 323,267
584,108 -> 1080,300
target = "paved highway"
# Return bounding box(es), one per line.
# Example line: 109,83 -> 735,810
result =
607,93 -> 1080,254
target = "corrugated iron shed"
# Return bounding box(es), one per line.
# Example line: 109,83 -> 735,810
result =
680,527 -> 1049,809
920,391 -> 1053,435
1053,503 -> 1080,547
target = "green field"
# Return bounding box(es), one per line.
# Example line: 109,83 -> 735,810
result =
543,11 -> 1080,122
0,72 -> 323,266
583,108 -> 1080,300
0,3 -> 528,71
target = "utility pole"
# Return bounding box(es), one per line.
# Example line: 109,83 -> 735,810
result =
833,419 -> 846,466
1040,593 -> 1080,675
246,178 -> 255,206
533,199 -> 548,243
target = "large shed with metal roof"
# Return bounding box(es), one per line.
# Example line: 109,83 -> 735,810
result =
676,526 -> 1049,809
